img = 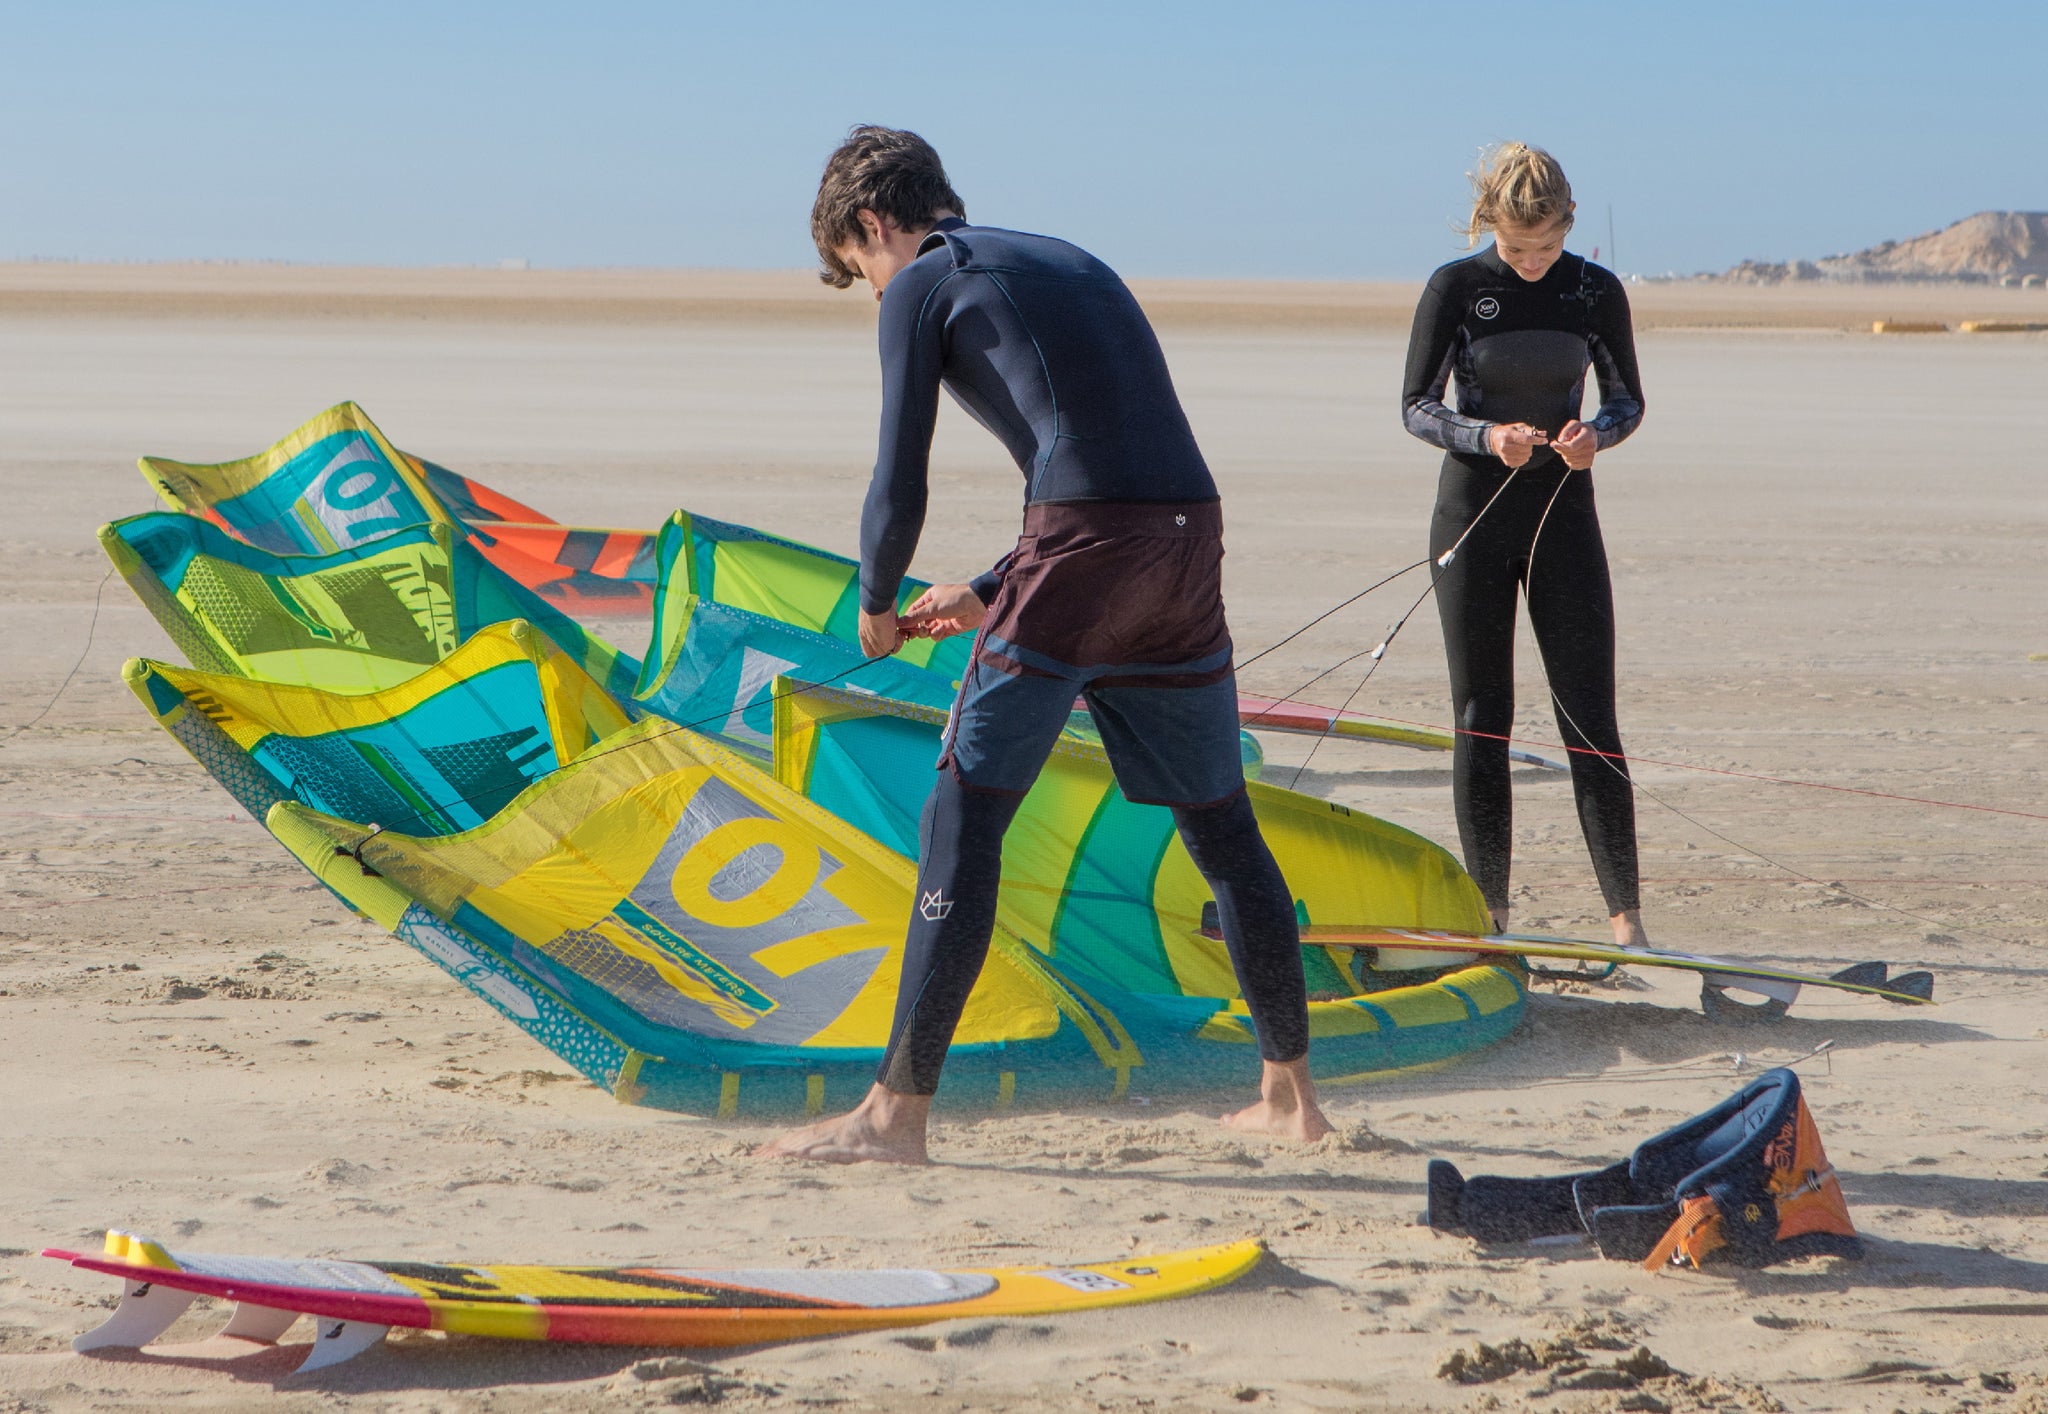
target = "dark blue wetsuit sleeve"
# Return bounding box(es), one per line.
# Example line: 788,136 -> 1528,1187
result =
858,266 -> 952,615
1401,269 -> 1496,459
1584,273 -> 1645,450
966,552 -> 1012,605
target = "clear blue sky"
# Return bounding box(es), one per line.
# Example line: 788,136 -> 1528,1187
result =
5,1 -> 2041,279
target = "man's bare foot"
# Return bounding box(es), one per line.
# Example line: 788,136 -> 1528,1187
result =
755,1084 -> 932,1164
1611,908 -> 1649,949
1489,905 -> 1511,935
1219,1057 -> 1336,1143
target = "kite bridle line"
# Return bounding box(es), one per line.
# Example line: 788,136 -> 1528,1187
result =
327,466 -> 1531,852
1265,466 -> 1528,790
1516,465 -> 2008,946
0,565 -> 116,748
1,487 -> 161,748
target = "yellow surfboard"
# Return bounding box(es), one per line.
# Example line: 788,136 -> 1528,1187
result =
50,1231 -> 1264,1371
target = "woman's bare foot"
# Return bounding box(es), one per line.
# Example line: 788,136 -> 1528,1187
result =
1219,1057 -> 1336,1143
1611,908 -> 1649,949
755,1084 -> 932,1164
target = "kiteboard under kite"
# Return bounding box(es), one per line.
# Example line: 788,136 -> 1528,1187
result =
1233,696 -> 1565,770
49,1230 -> 1262,1372
1221,917 -> 1935,1022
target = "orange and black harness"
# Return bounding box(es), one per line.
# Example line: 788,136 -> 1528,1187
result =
1425,1068 -> 1861,1272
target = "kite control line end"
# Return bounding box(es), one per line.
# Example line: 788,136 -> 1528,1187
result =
334,824 -> 386,878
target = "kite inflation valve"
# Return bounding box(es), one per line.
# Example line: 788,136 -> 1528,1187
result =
1422,1067 -> 1860,1273
334,824 -> 385,878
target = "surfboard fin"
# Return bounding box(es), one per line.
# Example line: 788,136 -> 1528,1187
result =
218,1302 -> 301,1344
294,1318 -> 390,1373
1827,961 -> 1890,989
1699,971 -> 1799,1025
72,1279 -> 199,1352
1886,970 -> 1934,1003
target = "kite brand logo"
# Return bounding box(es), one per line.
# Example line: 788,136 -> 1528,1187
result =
919,890 -> 954,922
1474,296 -> 1501,320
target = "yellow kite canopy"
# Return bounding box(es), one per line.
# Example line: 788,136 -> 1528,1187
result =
125,622 -> 632,834
114,406 -> 1525,1114
142,401 -> 451,556
101,510 -> 637,699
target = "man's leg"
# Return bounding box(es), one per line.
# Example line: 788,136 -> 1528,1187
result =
1174,790 -> 1334,1142
1089,677 -> 1332,1143
759,664 -> 1066,1163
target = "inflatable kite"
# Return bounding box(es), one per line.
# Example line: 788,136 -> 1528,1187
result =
112,403 -> 1526,1115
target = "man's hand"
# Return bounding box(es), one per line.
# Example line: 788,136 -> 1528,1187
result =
900,582 -> 987,641
858,607 -> 906,658
1487,422 -> 1550,468
1551,419 -> 1597,471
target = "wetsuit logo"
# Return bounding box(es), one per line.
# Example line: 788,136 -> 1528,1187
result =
919,890 -> 954,921
1474,296 -> 1501,320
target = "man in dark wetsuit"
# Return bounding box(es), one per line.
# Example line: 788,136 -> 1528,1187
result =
1400,198 -> 1648,948
762,126 -> 1331,1164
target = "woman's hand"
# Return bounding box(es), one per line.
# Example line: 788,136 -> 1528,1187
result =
900,583 -> 987,641
858,607 -> 906,657
1487,422 -> 1549,468
1552,419 -> 1598,471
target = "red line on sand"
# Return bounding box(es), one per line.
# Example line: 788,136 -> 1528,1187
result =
0,809 -> 253,823
1640,877 -> 2039,886
1350,712 -> 2048,822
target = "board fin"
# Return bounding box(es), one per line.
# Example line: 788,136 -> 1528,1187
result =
219,1302 -> 301,1344
294,1318 -> 390,1373
72,1279 -> 199,1352
1827,961 -> 1889,989
1885,970 -> 1934,1003
1699,978 -> 1794,1025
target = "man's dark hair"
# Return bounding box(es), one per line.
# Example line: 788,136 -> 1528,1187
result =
811,126 -> 965,288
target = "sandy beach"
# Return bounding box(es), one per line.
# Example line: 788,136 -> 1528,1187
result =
1,265 -> 2044,1413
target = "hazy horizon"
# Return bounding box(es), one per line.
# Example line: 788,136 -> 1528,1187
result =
6,1 -> 2042,280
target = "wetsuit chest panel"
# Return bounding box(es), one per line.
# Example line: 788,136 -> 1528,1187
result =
1455,265 -> 1594,435
1464,329 -> 1593,432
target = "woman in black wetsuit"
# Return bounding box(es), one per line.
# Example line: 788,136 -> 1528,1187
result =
1399,143 -> 1649,947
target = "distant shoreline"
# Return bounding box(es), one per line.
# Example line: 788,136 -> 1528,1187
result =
1,261 -> 2042,333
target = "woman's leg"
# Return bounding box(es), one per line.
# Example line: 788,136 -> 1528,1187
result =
1523,479 -> 1643,936
1432,481 -> 1524,926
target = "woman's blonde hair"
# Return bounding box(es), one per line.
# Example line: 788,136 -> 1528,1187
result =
1462,142 -> 1574,246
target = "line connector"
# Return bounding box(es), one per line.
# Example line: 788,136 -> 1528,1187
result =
334,824 -> 385,878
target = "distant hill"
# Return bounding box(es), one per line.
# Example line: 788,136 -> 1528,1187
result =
1715,211 -> 2048,285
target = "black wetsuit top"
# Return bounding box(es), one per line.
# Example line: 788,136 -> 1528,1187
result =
1400,249 -> 1646,916
847,221 -> 1309,1095
1402,247 -> 1643,465
858,218 -> 1216,613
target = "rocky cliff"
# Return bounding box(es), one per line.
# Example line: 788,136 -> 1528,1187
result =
1717,211 -> 2048,284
